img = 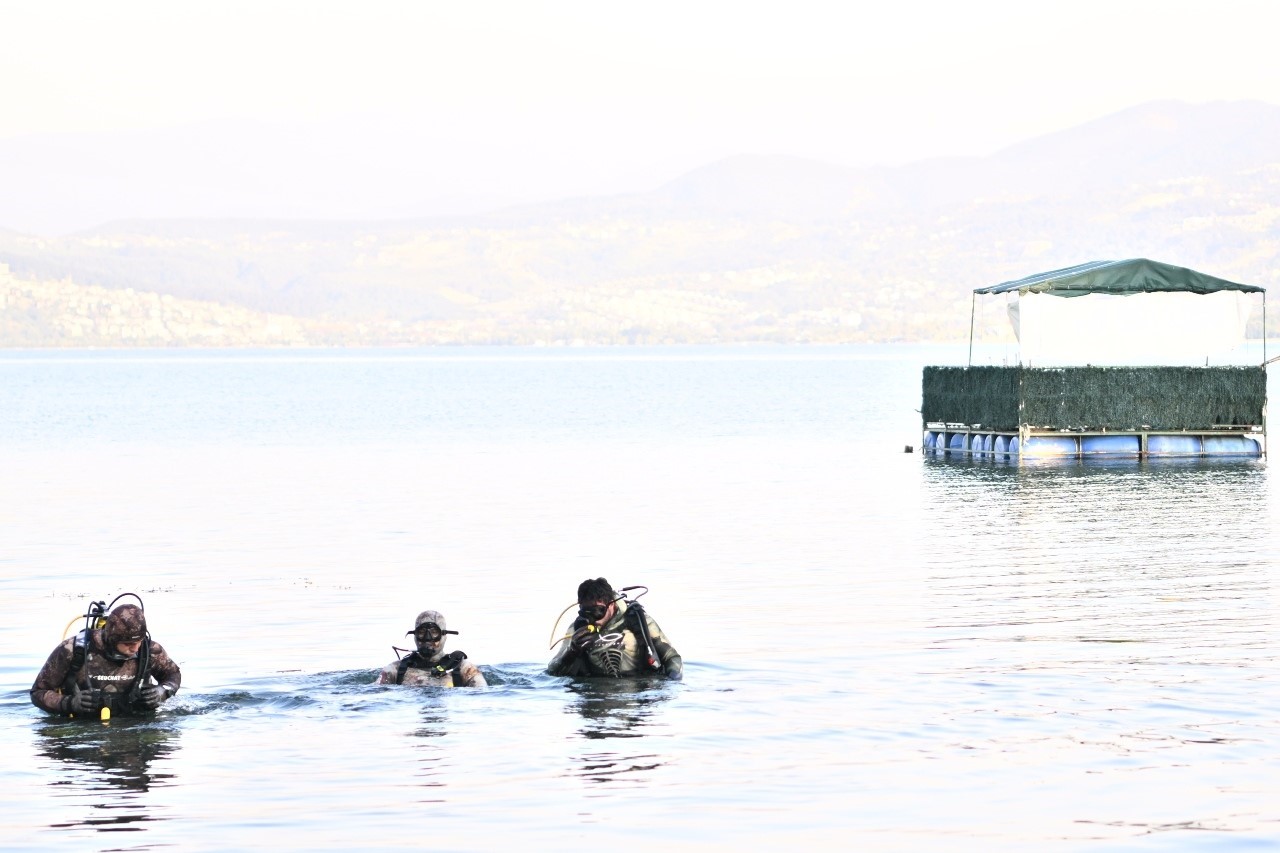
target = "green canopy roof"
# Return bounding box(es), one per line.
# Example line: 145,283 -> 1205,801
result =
974,258 -> 1264,297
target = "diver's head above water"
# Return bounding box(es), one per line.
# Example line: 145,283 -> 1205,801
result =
576,577 -> 619,626
408,609 -> 458,659
102,603 -> 146,661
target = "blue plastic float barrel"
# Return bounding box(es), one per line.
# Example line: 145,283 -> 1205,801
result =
1080,435 -> 1140,456
1147,435 -> 1201,456
1202,436 -> 1262,456
925,430 -> 1259,460
1019,436 -> 1078,457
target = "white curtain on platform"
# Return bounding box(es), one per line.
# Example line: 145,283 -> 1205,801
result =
1006,290 -> 1254,366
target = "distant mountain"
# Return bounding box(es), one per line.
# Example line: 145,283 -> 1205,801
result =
475,99 -> 1280,225
642,154 -> 887,219
992,99 -> 1280,184
622,100 -> 1280,218
1,100 -> 1277,347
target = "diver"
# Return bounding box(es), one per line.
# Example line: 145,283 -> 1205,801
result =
377,610 -> 487,687
31,595 -> 182,718
547,578 -> 683,680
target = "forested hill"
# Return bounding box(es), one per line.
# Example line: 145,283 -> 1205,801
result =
2,100 -> 1278,347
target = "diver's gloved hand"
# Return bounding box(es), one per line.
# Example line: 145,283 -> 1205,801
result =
139,683 -> 172,709
64,688 -> 103,715
571,625 -> 600,652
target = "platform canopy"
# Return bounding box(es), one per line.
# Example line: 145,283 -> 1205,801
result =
970,259 -> 1266,366
974,258 -> 1264,297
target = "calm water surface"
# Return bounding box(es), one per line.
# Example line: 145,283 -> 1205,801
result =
1,346 -> 1277,851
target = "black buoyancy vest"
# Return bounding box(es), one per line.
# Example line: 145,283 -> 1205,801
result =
64,630 -> 152,711
396,650 -> 468,686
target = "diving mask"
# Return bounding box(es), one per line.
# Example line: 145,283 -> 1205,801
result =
412,623 -> 457,643
578,602 -> 610,623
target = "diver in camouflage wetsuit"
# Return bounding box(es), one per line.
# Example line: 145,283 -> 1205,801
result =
31,602 -> 182,718
547,578 -> 682,680
377,610 -> 487,687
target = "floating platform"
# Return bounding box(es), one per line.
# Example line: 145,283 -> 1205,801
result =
923,260 -> 1268,462
922,365 -> 1266,459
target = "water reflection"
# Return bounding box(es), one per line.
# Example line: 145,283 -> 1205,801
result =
563,679 -> 672,786
919,457 -> 1273,650
411,700 -> 449,740
566,678 -> 671,740
409,700 -> 450,800
921,455 -> 1269,524
35,718 -> 180,832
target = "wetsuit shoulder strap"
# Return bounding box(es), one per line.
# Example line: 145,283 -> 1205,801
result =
623,602 -> 648,636
62,630 -> 91,691
442,651 -> 468,686
395,653 -> 420,685
623,603 -> 662,673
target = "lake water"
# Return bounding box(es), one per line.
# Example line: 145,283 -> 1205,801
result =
1,345 -> 1277,851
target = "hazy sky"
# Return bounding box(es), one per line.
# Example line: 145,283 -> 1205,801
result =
4,0 -> 1279,229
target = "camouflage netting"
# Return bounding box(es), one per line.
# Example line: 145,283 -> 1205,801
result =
920,366 -> 1021,429
922,366 -> 1265,431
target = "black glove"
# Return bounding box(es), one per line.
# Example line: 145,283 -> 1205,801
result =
65,688 -> 103,716
430,651 -> 466,676
139,684 -> 171,709
571,625 -> 600,652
